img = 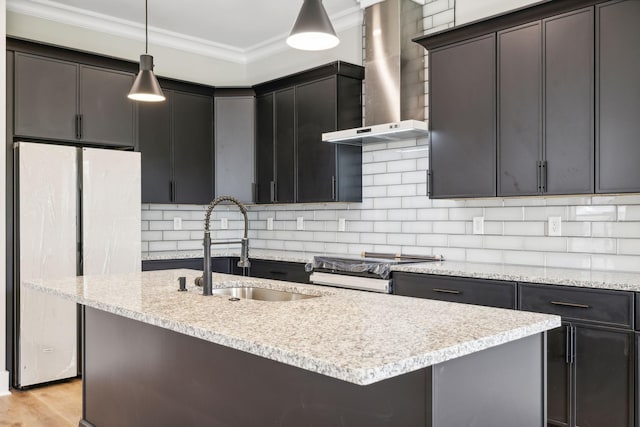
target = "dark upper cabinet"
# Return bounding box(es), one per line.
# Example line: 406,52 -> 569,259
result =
14,52 -> 135,147
429,34 -> 496,198
497,22 -> 542,196
253,61 -> 363,204
79,66 -> 136,146
543,8 -> 594,195
596,0 -> 640,193
139,89 -> 214,204
275,88 -> 296,204
498,8 -> 594,197
172,91 -> 214,204
255,93 -> 275,204
296,77 -> 337,203
139,91 -> 172,203
14,53 -> 78,141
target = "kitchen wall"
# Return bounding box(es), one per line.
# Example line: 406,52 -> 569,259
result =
142,0 -> 640,274
1,0 -> 9,396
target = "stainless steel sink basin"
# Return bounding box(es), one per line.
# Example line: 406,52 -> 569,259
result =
210,287 -> 319,301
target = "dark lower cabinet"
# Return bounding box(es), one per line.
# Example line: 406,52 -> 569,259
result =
248,259 -> 310,284
547,323 -> 634,427
141,257 -> 239,274
392,272 -> 517,309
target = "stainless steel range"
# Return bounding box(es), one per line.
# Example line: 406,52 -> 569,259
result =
308,253 -> 443,293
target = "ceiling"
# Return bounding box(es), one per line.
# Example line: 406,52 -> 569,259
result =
7,0 -> 366,63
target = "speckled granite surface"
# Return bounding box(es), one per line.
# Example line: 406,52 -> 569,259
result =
142,249 -> 313,264
144,249 -> 640,292
24,269 -> 559,385
393,261 -> 640,292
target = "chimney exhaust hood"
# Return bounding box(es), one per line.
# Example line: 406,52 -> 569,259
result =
324,0 -> 428,145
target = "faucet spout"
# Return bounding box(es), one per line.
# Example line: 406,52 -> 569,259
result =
201,196 -> 250,296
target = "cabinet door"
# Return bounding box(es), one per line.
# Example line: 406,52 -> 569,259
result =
215,96 -> 255,203
596,0 -> 640,193
79,66 -> 136,147
497,22 -> 542,196
429,34 -> 496,198
255,93 -> 274,204
139,90 -> 172,203
172,91 -> 214,204
547,324 -> 572,427
543,8 -> 594,195
296,77 -> 337,203
14,53 -> 78,141
274,88 -> 296,203
574,325 -> 634,427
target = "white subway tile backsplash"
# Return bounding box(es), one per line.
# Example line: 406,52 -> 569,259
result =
363,186 -> 388,198
592,222 -> 640,238
360,233 -> 387,244
448,235 -> 483,248
567,238 -> 616,254
361,210 -> 388,221
374,221 -> 402,233
485,207 -> 524,221
142,231 -> 162,241
466,249 -> 503,263
387,184 -> 418,197
402,221 -> 433,234
592,194 -> 640,205
163,231 -> 191,241
149,221 -> 173,231
373,173 -> 403,186
149,241 -> 178,252
449,207 -> 483,221
373,197 -> 403,209
387,209 -> 417,221
432,9 -> 455,27
617,205 -> 640,221
617,239 -> 640,255
523,206 -> 567,221
568,205 -> 616,221
177,240 -> 203,251
402,196 -> 432,209
432,221 -> 466,234
503,222 -> 545,236
142,210 -> 163,220
387,159 -> 417,173
523,236 -> 567,252
417,208 -> 448,221
545,253 -> 591,270
347,221 -> 374,233
387,233 -> 416,246
591,254 -> 640,273
503,250 -> 545,267
483,236 -> 524,250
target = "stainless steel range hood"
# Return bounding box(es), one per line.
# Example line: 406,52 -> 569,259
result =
322,120 -> 427,145
323,0 -> 427,145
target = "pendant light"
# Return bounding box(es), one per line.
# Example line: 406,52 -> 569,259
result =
128,0 -> 165,102
287,0 -> 340,51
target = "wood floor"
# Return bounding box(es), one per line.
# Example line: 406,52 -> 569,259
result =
0,379 -> 82,427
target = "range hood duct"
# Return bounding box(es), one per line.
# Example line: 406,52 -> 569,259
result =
323,0 -> 427,145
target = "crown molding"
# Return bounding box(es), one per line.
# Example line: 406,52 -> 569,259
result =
7,0 -> 363,65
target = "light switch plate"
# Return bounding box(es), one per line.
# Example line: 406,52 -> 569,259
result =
267,217 -> 274,231
296,217 -> 304,231
338,218 -> 346,232
548,216 -> 562,236
472,217 -> 484,235
173,217 -> 182,231
220,218 -> 228,230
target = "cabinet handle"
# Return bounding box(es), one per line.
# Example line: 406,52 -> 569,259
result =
270,181 -> 275,203
426,170 -> 432,197
541,160 -> 547,193
550,301 -> 590,309
170,181 -> 176,201
536,161 -> 541,192
432,288 -> 461,295
75,115 -> 81,139
331,176 -> 336,201
565,325 -> 574,364
78,114 -> 83,139
268,270 -> 286,276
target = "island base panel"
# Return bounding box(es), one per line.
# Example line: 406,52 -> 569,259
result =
82,307 -> 546,427
82,307 -> 427,427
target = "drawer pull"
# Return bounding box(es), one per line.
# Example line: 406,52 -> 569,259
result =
550,301 -> 590,309
432,288 -> 461,295
269,270 -> 287,276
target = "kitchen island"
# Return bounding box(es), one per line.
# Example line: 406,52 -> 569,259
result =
24,269 -> 560,427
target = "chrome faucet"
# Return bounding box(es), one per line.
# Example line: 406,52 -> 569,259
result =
200,196 -> 250,296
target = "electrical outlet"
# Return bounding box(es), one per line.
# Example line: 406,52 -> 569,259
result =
296,217 -> 304,231
220,218 -> 228,230
548,217 -> 562,236
267,217 -> 274,231
338,218 -> 346,232
173,217 -> 182,231
472,217 -> 484,235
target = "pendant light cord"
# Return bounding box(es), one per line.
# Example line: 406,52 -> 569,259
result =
145,0 -> 148,54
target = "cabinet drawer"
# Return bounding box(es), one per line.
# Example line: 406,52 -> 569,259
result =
249,260 -> 310,284
392,273 -> 517,309
519,283 -> 634,328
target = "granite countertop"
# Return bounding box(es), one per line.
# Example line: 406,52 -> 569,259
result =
23,269 -> 559,386
393,260 -> 640,292
143,249 -> 640,292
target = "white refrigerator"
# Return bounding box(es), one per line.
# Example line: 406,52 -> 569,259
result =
15,142 -> 141,388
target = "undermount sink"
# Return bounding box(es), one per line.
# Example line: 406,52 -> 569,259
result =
210,287 -> 319,302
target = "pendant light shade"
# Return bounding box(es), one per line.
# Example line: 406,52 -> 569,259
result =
128,0 -> 165,102
287,0 -> 340,51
